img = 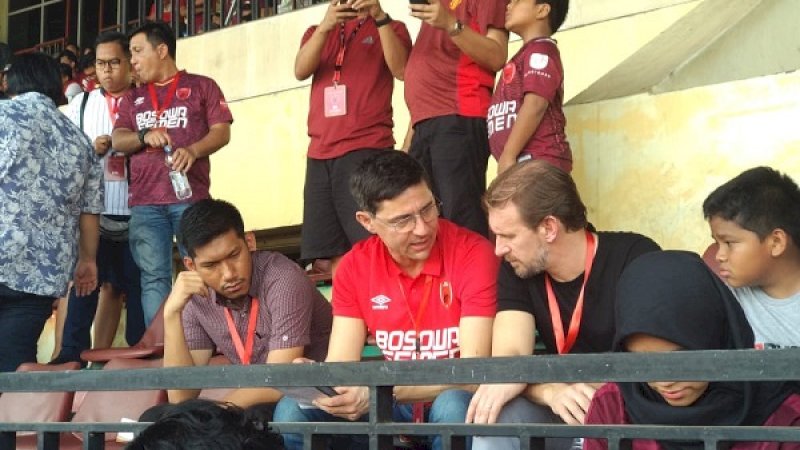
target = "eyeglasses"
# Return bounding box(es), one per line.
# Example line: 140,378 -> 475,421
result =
94,58 -> 123,70
372,200 -> 441,233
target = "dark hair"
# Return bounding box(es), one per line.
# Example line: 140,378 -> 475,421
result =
95,31 -> 131,58
59,63 -> 73,79
5,53 -> 64,104
0,42 -> 11,70
78,53 -> 96,72
127,399 -> 284,450
349,150 -> 431,215
703,166 -> 800,246
57,49 -> 78,65
129,21 -> 177,60
537,0 -> 569,33
179,199 -> 246,258
484,160 -> 587,231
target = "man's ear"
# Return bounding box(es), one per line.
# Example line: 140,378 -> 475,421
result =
355,211 -> 377,234
539,215 -> 560,243
768,229 -> 789,258
157,43 -> 169,60
245,231 -> 257,251
183,256 -> 195,271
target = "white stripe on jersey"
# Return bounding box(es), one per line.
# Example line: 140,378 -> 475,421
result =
67,89 -> 131,216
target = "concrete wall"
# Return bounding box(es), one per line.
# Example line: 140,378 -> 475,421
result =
129,0 -> 800,252
0,0 -> 7,42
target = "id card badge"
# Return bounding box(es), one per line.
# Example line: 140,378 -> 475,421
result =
105,153 -> 127,181
324,84 -> 347,117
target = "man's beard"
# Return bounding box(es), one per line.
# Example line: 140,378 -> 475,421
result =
511,247 -> 548,279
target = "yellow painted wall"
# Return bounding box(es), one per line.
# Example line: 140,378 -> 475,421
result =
567,71 -> 800,254
177,2 -> 416,230
172,0 -> 798,256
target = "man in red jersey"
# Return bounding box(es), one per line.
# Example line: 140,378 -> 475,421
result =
404,0 -> 509,237
295,0 -> 411,275
274,150 -> 498,450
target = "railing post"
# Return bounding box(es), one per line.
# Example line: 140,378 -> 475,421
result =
369,385 -> 394,450
0,432 -> 14,450
38,431 -> 59,450
84,431 -> 106,449
446,433 -> 467,450
522,435 -> 544,450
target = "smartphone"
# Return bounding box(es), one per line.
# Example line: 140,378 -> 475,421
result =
341,6 -> 357,12
316,386 -> 338,396
409,0 -> 429,4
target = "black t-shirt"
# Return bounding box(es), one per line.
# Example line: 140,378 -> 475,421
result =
497,232 -> 661,354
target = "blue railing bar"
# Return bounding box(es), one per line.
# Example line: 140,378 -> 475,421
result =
3,423 -> 800,442
271,424 -> 800,442
1,350 -> 798,393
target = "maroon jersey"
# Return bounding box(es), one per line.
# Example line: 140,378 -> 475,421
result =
488,38 -> 571,171
404,0 -> 506,125
303,19 -> 412,159
115,71 -> 233,206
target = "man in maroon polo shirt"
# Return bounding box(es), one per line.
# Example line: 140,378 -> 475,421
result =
112,21 -> 233,329
296,0 -> 411,275
163,199 -> 332,411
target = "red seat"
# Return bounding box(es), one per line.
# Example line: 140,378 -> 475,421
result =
80,300 -> 166,363
53,358 -> 167,450
0,361 -> 81,448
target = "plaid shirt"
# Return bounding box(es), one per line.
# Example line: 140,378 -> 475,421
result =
182,251 -> 332,364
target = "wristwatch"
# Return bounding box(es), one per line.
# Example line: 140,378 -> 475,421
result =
448,20 -> 464,37
137,127 -> 151,145
374,13 -> 392,28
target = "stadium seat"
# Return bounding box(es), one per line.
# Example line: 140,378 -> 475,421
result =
80,300 -> 166,364
57,358 -> 167,449
0,362 -> 81,449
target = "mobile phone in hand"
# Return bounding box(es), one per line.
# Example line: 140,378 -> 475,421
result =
409,0 -> 429,4
316,386 -> 338,396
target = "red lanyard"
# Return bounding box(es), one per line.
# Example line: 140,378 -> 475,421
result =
398,275 -> 434,354
147,71 -> 182,125
544,230 -> 596,354
332,19 -> 366,85
104,91 -> 121,126
223,297 -> 260,365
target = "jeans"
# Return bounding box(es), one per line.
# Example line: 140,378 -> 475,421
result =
471,397 -> 574,450
0,283 -> 55,372
129,203 -> 190,326
274,388 -> 473,450
58,236 -> 145,361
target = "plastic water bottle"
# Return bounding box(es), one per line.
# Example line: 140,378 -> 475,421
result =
164,145 -> 192,200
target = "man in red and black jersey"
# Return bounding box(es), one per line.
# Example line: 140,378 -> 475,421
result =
404,0 -> 509,237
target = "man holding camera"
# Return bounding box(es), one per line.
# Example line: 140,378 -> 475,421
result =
294,0 -> 411,276
404,0 -> 508,238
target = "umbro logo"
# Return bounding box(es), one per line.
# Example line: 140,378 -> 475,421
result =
362,36 -> 374,45
370,295 -> 391,310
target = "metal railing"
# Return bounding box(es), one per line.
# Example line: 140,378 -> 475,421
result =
1,349 -> 799,450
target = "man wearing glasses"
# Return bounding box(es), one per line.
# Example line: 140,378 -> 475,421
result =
52,31 -> 146,365
274,150 -> 498,450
